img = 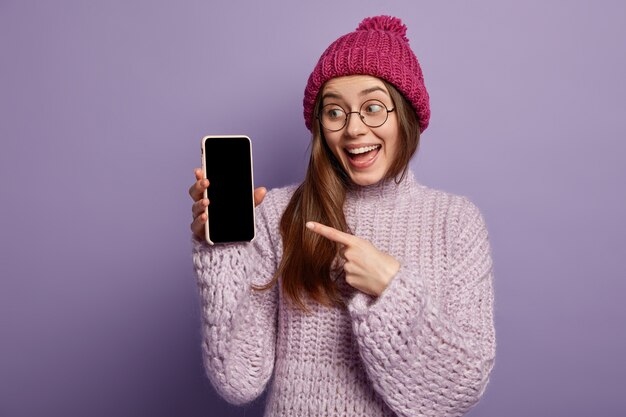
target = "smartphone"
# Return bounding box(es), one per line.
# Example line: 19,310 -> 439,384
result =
201,135 -> 255,245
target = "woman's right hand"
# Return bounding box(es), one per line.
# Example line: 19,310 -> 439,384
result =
188,168 -> 267,241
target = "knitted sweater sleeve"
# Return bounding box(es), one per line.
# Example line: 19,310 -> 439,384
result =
347,197 -> 496,417
191,192 -> 279,405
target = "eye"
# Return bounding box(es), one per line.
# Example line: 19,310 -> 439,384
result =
325,107 -> 345,120
364,103 -> 383,114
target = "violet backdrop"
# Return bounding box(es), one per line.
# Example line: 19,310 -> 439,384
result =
1,1 -> 625,416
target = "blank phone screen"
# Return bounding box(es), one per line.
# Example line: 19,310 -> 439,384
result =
203,136 -> 255,243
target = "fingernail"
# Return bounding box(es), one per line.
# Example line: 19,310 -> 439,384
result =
306,222 -> 314,230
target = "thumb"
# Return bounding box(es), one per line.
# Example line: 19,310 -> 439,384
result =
254,187 -> 267,207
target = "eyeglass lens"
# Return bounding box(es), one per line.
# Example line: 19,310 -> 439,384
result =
319,99 -> 392,131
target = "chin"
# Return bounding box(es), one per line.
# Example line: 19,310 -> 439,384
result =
348,171 -> 385,187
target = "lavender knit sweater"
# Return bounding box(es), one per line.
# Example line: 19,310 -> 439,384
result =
191,171 -> 495,417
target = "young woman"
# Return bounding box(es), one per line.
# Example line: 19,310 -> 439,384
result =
188,16 -> 495,417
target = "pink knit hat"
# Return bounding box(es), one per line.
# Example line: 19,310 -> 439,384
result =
303,15 -> 430,133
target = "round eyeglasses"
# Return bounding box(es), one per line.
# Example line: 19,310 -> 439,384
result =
317,99 -> 395,132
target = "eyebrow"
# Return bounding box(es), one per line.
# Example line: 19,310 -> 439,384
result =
321,86 -> 389,102
359,86 -> 389,97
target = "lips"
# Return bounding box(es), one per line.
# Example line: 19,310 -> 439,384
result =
344,144 -> 381,169
346,144 -> 381,155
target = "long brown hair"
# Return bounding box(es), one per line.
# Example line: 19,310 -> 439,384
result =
256,80 -> 421,311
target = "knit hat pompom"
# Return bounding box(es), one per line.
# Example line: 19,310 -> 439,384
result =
356,16 -> 409,42
303,15 -> 430,133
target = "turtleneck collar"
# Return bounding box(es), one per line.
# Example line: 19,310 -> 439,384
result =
345,169 -> 417,201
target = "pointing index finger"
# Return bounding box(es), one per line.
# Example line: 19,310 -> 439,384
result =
306,221 -> 354,246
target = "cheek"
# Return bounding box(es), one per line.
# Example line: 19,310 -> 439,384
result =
382,137 -> 402,170
324,135 -> 343,157
381,129 -> 401,155
389,136 -> 400,154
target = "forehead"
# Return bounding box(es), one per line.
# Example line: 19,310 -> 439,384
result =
322,75 -> 389,97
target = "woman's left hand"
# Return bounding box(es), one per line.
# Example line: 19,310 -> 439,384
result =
306,221 -> 400,297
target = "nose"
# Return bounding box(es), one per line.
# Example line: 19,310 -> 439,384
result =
344,111 -> 368,137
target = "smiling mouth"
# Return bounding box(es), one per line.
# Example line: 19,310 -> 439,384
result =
345,144 -> 381,167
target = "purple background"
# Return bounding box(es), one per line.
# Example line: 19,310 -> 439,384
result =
1,1 -> 625,416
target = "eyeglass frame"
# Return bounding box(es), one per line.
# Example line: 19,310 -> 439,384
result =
316,99 -> 396,132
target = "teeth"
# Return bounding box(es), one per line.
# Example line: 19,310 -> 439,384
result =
347,145 -> 380,155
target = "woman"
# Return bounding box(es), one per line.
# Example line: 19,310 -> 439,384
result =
189,15 -> 495,417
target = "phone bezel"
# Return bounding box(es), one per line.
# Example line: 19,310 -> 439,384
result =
201,135 -> 256,245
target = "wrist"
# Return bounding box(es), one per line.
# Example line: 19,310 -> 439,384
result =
375,256 -> 400,296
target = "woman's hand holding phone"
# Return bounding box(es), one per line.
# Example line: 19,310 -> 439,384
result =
189,168 -> 266,241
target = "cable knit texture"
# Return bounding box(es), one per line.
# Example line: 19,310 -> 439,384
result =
303,15 -> 430,132
192,171 -> 495,417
